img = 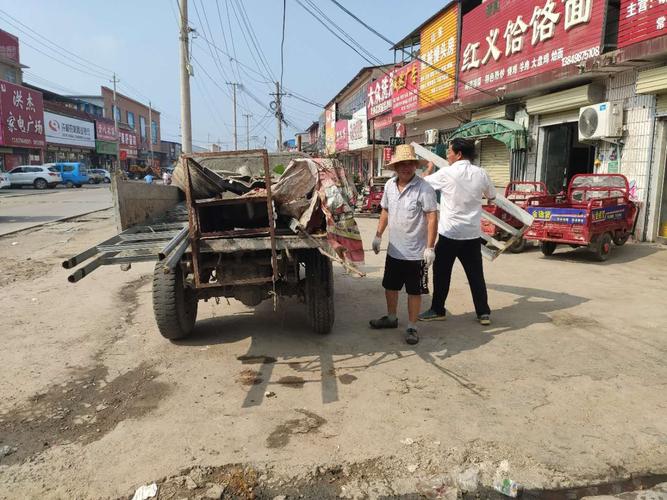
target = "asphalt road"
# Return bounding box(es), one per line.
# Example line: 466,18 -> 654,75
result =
0,184 -> 113,236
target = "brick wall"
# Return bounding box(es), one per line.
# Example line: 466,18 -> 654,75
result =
101,86 -> 161,152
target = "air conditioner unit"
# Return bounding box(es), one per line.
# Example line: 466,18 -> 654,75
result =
424,129 -> 439,145
578,101 -> 623,141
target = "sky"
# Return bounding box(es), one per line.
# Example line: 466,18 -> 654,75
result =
0,0 -> 447,151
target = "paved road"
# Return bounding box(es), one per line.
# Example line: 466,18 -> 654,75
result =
0,184 -> 113,236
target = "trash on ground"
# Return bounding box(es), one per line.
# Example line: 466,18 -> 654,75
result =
131,482 -> 158,500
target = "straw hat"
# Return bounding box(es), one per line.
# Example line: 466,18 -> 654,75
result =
386,144 -> 428,169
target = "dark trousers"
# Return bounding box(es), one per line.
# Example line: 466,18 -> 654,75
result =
431,235 -> 490,317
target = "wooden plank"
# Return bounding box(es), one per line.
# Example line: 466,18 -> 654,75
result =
481,210 -> 521,236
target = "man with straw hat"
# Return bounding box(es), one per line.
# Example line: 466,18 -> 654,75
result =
370,144 -> 438,345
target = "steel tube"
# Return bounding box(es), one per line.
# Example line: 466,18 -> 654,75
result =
163,237 -> 190,273
67,253 -> 115,283
158,226 -> 189,260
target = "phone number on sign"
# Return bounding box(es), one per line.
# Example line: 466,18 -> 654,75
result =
561,47 -> 600,67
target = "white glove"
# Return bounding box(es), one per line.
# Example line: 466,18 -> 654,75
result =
372,235 -> 382,254
423,247 -> 435,267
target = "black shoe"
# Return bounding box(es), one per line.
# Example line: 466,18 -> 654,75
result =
369,315 -> 399,329
405,327 -> 419,345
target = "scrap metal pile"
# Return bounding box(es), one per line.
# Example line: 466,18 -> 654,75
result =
172,154 -> 365,266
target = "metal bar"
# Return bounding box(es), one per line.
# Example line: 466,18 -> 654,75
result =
120,231 -> 182,241
263,149 -> 279,308
480,245 -> 499,261
480,232 -> 505,249
199,227 -> 271,239
185,157 -> 203,288
62,233 -> 121,269
481,211 -> 521,236
97,242 -> 166,253
492,194 -> 535,226
67,253 -> 116,283
163,234 -> 190,273
218,276 -> 273,286
104,254 -> 162,264
158,226 -> 189,260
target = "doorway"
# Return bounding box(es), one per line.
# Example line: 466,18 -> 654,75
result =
541,122 -> 595,193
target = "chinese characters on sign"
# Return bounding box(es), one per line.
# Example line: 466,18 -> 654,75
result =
0,80 -> 46,148
335,120 -> 349,151
325,104 -> 336,154
459,0 -> 606,97
347,107 -> 368,150
392,60 -> 420,117
618,0 -> 667,47
366,73 -> 393,119
119,130 -> 139,157
44,112 -> 95,148
0,30 -> 19,63
419,4 -> 458,109
95,119 -> 117,142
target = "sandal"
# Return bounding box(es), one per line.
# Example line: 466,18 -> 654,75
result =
405,328 -> 419,345
369,315 -> 399,329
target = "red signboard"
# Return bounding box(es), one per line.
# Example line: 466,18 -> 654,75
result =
383,147 -> 393,163
0,80 -> 46,148
618,0 -> 667,47
335,120 -> 348,151
0,30 -> 20,63
458,0 -> 606,98
95,119 -> 117,142
373,113 -> 393,130
392,60 -> 420,117
366,72 -> 393,119
118,129 -> 138,157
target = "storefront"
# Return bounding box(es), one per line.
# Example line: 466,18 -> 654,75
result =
93,118 -> 118,169
0,80 -> 45,170
118,129 -> 139,171
44,110 -> 95,163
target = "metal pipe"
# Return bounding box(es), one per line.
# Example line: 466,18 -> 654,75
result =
67,253 -> 114,283
163,237 -> 190,273
158,226 -> 189,260
61,234 -> 121,269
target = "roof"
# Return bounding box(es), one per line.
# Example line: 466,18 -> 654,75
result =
324,64 -> 393,108
391,0 -> 456,50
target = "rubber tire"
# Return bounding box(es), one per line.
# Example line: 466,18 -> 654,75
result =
593,233 -> 613,262
613,233 -> 630,246
104,177 -> 111,183
304,250 -> 334,335
541,241 -> 557,256
34,178 -> 48,190
509,237 -> 526,254
88,178 -> 96,184
152,263 -> 198,340
75,184 -> 82,188
65,181 -> 74,188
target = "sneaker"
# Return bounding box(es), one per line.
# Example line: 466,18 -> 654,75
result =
405,327 -> 419,345
418,309 -> 447,322
477,314 -> 491,326
369,315 -> 399,329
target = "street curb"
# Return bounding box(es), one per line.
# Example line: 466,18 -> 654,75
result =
0,206 -> 113,239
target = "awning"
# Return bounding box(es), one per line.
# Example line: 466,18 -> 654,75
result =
448,119 -> 527,151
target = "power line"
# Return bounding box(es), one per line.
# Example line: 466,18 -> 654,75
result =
280,0 -> 287,88
228,0 -> 275,84
233,0 -> 276,83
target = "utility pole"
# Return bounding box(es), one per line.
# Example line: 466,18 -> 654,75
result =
243,113 -> 252,150
226,82 -> 240,150
148,100 -> 154,171
111,73 -> 120,171
179,0 -> 193,154
271,81 -> 285,151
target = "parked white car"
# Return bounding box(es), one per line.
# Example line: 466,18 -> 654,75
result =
0,172 -> 10,189
89,168 -> 111,183
6,165 -> 62,189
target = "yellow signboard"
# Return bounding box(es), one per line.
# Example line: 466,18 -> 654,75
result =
419,5 -> 458,110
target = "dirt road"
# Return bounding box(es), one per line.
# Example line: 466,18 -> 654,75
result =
1,213 -> 666,499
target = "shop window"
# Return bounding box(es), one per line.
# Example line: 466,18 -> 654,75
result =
140,116 -> 147,141
3,68 -> 17,83
113,105 -> 121,122
127,111 -> 135,129
151,120 -> 158,144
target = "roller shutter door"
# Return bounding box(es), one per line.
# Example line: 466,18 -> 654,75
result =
657,93 -> 667,116
479,138 -> 510,188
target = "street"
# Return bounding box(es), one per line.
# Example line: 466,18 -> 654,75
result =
1,213 -> 666,499
0,185 -> 113,236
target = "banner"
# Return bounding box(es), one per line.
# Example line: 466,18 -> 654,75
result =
45,111 -> 95,148
419,5 -> 458,109
325,103 -> 336,155
618,0 -> 667,47
459,0 -> 606,97
392,60 -> 420,117
335,120 -> 348,151
366,72 -> 393,119
347,107 -> 368,151
95,118 -> 117,142
0,80 -> 45,148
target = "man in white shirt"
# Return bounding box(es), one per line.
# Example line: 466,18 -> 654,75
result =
370,144 -> 438,345
419,138 -> 497,325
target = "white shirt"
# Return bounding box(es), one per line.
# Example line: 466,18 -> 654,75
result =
424,160 -> 497,240
380,175 -> 438,260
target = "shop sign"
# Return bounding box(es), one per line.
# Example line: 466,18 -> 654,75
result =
383,147 -> 393,163
119,150 -> 127,161
325,103 -> 336,154
347,107 -> 368,150
392,60 -> 420,117
119,129 -> 138,157
335,120 -> 348,151
96,140 -> 118,155
373,113 -> 393,130
96,119 -> 117,142
366,72 -> 393,119
395,122 -> 406,138
389,137 -> 405,146
44,111 -> 95,148
459,0 -> 606,98
0,80 -> 46,148
618,0 -> 667,47
0,30 -> 19,63
419,5 -> 458,109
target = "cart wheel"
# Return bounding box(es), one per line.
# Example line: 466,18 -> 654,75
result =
593,233 -> 613,262
540,241 -> 557,256
304,250 -> 334,335
613,233 -> 630,246
152,262 -> 198,340
509,237 -> 526,254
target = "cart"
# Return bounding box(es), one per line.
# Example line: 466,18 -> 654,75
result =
481,181 -> 548,253
523,174 -> 638,261
63,150 -> 355,340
